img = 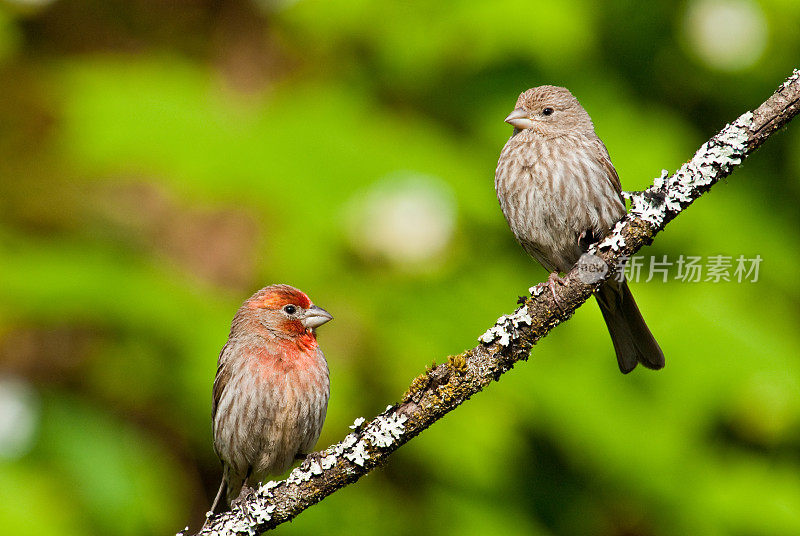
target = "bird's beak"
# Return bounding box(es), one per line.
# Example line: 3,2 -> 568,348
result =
504,108 -> 535,129
301,305 -> 333,329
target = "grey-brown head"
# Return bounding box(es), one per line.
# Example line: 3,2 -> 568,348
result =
504,85 -> 594,138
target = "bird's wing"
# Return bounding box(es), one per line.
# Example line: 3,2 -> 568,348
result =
593,138 -> 624,201
212,342 -> 232,420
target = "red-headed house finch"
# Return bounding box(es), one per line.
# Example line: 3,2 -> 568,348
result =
494,86 -> 664,373
209,284 -> 333,512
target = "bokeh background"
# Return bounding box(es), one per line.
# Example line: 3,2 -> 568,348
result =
1,0 -> 799,535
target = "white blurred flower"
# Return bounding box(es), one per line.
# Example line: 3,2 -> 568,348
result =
344,173 -> 456,269
684,0 -> 768,72
0,376 -> 39,459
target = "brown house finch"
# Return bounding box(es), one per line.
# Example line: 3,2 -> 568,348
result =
209,284 -> 333,512
495,85 -> 664,373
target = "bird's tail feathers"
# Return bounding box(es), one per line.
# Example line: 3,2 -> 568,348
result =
596,279 -> 665,373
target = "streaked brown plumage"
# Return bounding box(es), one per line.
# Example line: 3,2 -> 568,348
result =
495,85 -> 664,373
210,284 -> 332,512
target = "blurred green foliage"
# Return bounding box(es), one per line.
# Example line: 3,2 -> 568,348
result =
0,1 -> 799,535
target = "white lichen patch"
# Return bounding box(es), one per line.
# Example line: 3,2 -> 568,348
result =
629,192 -> 667,226
320,453 -> 337,469
287,465 -> 313,485
362,412 -> 408,448
285,434 -> 356,477
631,111 -> 752,227
780,69 -> 800,91
285,457 -> 323,484
195,479 -> 281,535
333,433 -> 358,458
309,459 -> 323,475
662,192 -> 683,214
259,480 -> 278,494
652,169 -> 670,189
508,305 -> 532,327
596,221 -> 627,252
278,411 -> 403,487
344,440 -> 370,466
480,325 -> 510,346
479,305 -> 532,347
298,411 -> 409,473
349,417 -> 365,429
529,285 -> 544,297
226,516 -> 258,536
249,494 -> 277,524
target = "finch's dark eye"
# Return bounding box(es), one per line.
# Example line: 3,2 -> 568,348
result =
283,305 -> 297,315
542,107 -> 554,116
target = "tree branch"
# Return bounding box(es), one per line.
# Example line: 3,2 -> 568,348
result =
185,69 -> 800,536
